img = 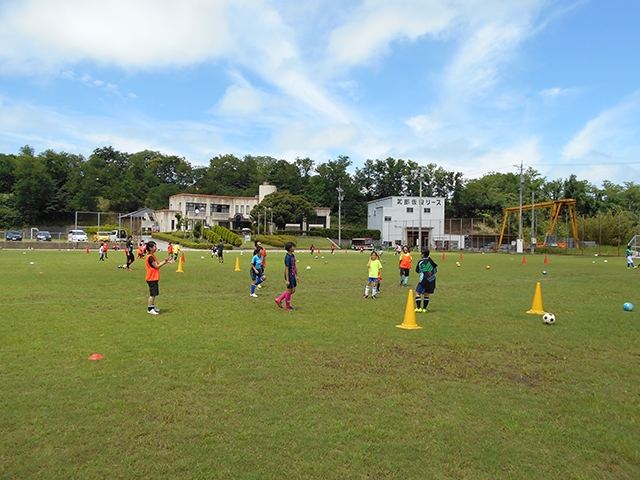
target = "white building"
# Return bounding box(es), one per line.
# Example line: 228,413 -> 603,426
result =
368,196 -> 448,250
153,184 -> 330,233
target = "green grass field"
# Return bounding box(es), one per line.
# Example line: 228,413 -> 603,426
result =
1,248 -> 639,479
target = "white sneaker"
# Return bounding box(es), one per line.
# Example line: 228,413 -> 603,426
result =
147,309 -> 159,315
153,308 -> 160,313
250,293 -> 258,298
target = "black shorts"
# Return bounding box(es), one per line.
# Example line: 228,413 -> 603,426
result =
286,275 -> 297,288
400,268 -> 410,276
147,280 -> 159,297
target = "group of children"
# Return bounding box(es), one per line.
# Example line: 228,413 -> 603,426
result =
138,237 -> 435,316
362,247 -> 436,312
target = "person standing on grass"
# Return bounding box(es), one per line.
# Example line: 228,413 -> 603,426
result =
144,241 -> 175,315
331,244 -> 335,255
626,247 -> 636,269
217,240 -> 224,263
275,242 -> 298,310
255,240 -> 267,273
98,242 -> 105,261
399,245 -> 412,286
167,242 -> 173,259
125,235 -> 135,270
415,248 -> 437,313
310,243 -> 315,255
250,245 -> 266,297
363,251 -> 382,299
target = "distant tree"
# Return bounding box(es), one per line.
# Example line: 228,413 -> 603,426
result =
251,191 -> 316,230
12,150 -> 55,224
0,153 -> 16,193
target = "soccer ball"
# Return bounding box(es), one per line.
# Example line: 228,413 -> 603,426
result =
485,265 -> 491,270
543,313 -> 556,324
118,265 -> 123,269
623,302 -> 634,311
201,256 -> 204,260
306,266 -> 311,270
456,261 -> 460,267
542,270 -> 547,275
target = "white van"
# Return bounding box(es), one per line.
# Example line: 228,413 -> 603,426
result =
68,230 -> 88,242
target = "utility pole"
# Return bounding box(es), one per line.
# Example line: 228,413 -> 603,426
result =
418,175 -> 423,250
518,160 -> 524,253
337,184 -> 344,248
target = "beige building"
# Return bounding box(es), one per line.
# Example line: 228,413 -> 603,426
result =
153,184 -> 330,233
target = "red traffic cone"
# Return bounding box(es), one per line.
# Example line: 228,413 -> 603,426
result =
522,255 -> 527,265
86,247 -> 90,254
442,252 -> 446,260
543,255 -> 548,264
88,353 -> 104,361
459,252 -> 463,261
181,252 -> 185,263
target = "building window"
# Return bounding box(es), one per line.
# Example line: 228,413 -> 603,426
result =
424,207 -> 431,213
373,210 -> 376,216
241,205 -> 244,214
246,205 -> 250,214
406,207 -> 413,213
384,216 -> 392,222
235,205 -> 239,214
186,202 -> 207,213
210,204 -> 230,213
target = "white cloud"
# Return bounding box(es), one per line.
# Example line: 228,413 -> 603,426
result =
563,91 -> 640,160
0,0 -> 232,73
405,115 -> 442,135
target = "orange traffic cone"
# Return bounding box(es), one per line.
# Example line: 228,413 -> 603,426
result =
181,252 -> 185,263
234,256 -> 241,271
526,282 -> 545,314
396,289 -> 423,330
543,255 -> 548,264
522,255 -> 527,265
459,252 -> 463,261
86,247 -> 90,254
442,252 -> 446,261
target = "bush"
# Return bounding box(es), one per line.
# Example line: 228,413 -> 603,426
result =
253,234 -> 296,248
152,232 -> 228,250
276,228 -> 381,240
212,226 -> 242,247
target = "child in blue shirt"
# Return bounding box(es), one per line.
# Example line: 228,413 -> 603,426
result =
250,246 -> 266,297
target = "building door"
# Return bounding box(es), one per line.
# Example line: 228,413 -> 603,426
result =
406,228 -> 429,250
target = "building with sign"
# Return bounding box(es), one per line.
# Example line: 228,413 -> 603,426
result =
368,196 -> 447,250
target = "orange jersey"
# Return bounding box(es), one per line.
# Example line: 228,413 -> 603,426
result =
168,245 -> 173,254
399,252 -> 412,269
145,254 -> 160,281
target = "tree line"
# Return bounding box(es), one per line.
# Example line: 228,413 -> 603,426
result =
2,145 -> 640,233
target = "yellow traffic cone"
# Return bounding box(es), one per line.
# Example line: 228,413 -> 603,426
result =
396,289 -> 423,330
176,255 -> 184,273
234,256 -> 241,272
526,282 -> 545,314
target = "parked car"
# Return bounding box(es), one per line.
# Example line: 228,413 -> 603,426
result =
109,229 -> 128,242
68,230 -> 88,242
93,231 -> 111,242
6,230 -> 22,241
36,230 -> 52,241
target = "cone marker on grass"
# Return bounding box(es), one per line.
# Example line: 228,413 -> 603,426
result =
396,289 -> 423,330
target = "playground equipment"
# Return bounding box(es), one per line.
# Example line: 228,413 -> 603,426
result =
498,199 -> 580,250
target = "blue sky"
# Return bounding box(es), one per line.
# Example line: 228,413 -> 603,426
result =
0,0 -> 639,186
